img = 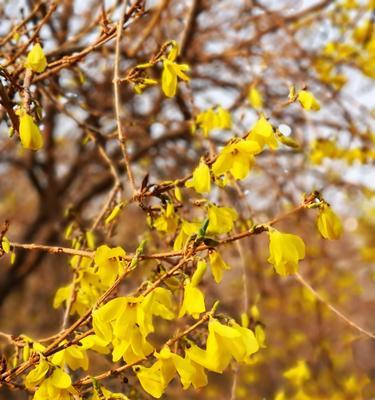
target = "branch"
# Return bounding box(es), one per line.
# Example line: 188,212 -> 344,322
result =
113,0 -> 137,194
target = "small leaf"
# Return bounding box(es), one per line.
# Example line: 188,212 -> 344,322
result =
105,202 -> 124,225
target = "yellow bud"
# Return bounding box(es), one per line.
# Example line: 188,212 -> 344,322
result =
297,90 -> 320,111
248,86 -> 263,109
25,43 -> 47,73
191,260 -> 207,287
18,112 -> 43,150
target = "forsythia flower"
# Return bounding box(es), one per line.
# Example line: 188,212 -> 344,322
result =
25,43 -> 47,73
134,362 -> 166,398
209,251 -> 230,283
173,220 -> 201,250
18,111 -> 44,150
133,77 -> 158,95
178,279 -> 206,319
207,204 -> 238,235
155,346 -> 197,390
152,203 -> 179,234
161,42 -> 189,97
212,139 -> 260,180
33,368 -> 77,400
195,106 -> 232,137
283,360 -> 311,386
137,287 -> 175,337
317,205 -> 343,240
185,159 -> 211,193
26,362 -> 77,400
93,290 -> 175,364
186,318 -> 259,373
51,343 -> 89,371
25,360 -> 49,389
247,114 -> 278,149
267,230 -> 305,276
94,245 -> 127,286
248,86 -> 263,109
297,90 -> 320,111
134,346 -> 206,399
91,386 -> 129,400
255,324 -> 266,348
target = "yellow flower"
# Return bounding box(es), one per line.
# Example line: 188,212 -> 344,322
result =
93,291 -> 175,365
297,90 -> 320,111
317,205 -> 343,240
80,334 -> 110,355
154,346 -> 208,391
25,360 -> 49,389
186,319 -> 259,373
212,139 -> 260,179
21,337 -> 45,362
247,114 -> 278,149
185,159 -> 211,193
209,251 -> 230,283
137,287 -> 175,337
91,386 -> 129,400
94,245 -> 126,286
215,106 -> 232,130
178,280 -> 206,319
155,346 -> 197,390
133,77 -> 158,95
255,324 -> 266,348
195,107 -> 232,137
25,43 -> 47,73
33,368 -> 77,400
152,203 -> 179,234
283,360 -> 311,386
161,42 -> 189,97
207,204 -> 238,234
18,111 -> 43,150
134,362 -> 165,398
112,330 -> 153,364
267,230 -> 305,276
248,86 -> 263,109
173,220 -> 201,250
51,343 -> 89,371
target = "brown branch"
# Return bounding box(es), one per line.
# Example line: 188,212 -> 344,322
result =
113,0 -> 137,194
295,273 -> 375,340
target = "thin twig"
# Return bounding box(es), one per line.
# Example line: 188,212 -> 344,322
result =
113,0 -> 137,194
295,272 -> 375,340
